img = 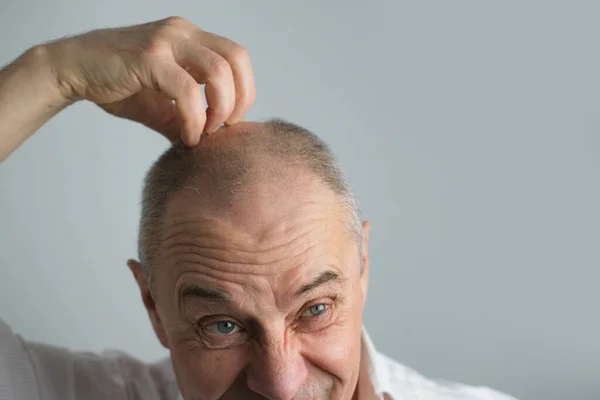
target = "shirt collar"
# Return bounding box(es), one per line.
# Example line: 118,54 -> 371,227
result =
176,327 -> 390,400
360,326 -> 392,399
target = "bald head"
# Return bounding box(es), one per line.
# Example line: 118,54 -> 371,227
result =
138,119 -> 361,281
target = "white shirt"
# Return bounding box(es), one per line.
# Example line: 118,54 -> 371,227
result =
0,319 -> 518,400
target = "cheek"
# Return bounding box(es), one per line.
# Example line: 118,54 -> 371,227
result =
170,340 -> 248,399
300,309 -> 363,385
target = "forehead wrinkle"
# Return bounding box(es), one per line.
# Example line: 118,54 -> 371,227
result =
161,224 -> 320,260
166,236 -> 324,281
159,215 -> 254,252
159,216 -> 336,274
173,245 -> 351,320
170,235 -> 343,309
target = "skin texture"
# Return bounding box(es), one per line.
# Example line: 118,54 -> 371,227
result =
128,124 -> 372,400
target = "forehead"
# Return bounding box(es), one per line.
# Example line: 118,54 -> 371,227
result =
158,174 -> 357,276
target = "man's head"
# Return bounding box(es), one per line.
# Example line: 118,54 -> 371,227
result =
128,120 -> 371,400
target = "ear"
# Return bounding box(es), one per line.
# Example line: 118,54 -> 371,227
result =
127,259 -> 169,349
359,220 -> 371,307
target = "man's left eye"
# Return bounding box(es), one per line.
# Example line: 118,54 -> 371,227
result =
302,303 -> 328,317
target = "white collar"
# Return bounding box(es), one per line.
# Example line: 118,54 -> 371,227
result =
360,326 -> 392,399
176,327 -> 389,400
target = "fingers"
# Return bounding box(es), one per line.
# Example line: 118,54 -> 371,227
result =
173,41 -> 235,134
197,33 -> 256,126
151,61 -> 206,146
163,19 -> 256,136
138,17 -> 256,144
173,32 -> 256,133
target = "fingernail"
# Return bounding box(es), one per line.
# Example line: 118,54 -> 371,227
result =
204,124 -> 215,134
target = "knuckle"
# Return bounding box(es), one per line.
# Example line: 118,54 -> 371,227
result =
163,16 -> 188,28
206,54 -> 232,78
228,43 -> 250,63
154,16 -> 189,39
179,76 -> 198,96
142,38 -> 170,62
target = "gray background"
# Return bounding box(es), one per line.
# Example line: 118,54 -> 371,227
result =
0,2 -> 598,399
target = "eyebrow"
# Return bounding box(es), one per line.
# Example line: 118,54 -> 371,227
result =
180,284 -> 231,303
179,270 -> 342,304
294,270 -> 341,298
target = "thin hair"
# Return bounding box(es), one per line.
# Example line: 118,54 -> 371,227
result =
138,119 -> 362,288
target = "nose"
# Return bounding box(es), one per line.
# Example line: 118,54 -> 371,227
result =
246,338 -> 307,400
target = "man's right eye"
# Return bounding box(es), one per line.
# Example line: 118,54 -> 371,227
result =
205,320 -> 241,335
198,317 -> 247,348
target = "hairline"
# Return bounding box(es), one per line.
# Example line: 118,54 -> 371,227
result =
138,119 -> 364,290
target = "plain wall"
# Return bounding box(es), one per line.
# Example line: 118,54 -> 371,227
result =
1,2 -> 599,399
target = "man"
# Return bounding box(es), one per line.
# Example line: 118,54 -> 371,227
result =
0,17 -> 517,400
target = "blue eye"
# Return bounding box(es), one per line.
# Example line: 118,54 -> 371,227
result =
303,303 -> 328,317
206,321 -> 240,335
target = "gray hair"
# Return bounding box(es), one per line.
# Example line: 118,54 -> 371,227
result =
138,119 -> 362,284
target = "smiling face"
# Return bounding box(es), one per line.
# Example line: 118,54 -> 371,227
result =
129,122 -> 370,399
150,175 -> 369,400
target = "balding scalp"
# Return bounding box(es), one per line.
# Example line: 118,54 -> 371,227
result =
138,119 -> 362,284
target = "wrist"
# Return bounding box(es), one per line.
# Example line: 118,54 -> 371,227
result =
21,43 -> 78,108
